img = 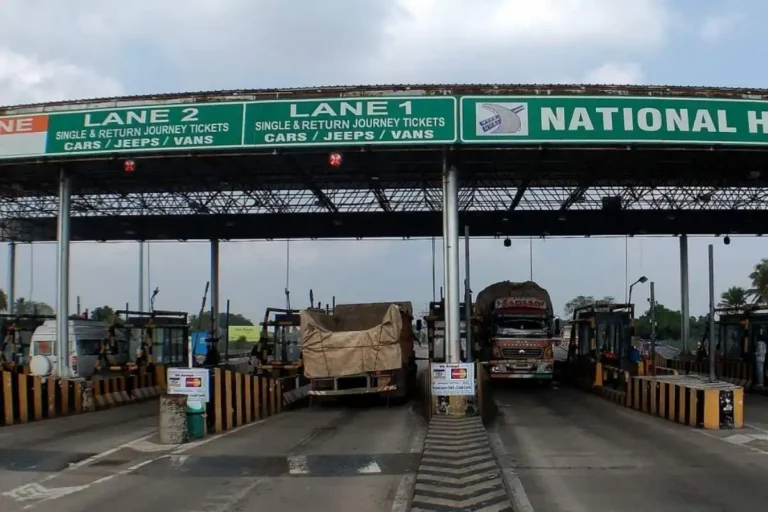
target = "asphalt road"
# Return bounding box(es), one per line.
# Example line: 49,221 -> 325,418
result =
491,382 -> 768,512
0,399 -> 427,512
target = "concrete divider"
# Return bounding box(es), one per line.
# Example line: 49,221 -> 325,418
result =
573,360 -> 743,429
627,375 -> 743,429
661,357 -> 754,388
0,365 -> 167,427
205,369 -> 309,434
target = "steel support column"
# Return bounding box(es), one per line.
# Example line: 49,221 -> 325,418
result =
708,244 -> 716,382
464,225 -> 472,363
679,235 -> 690,353
210,239 -> 220,335
56,169 -> 71,378
445,161 -> 461,364
7,242 -> 15,314
138,242 -> 145,312
442,157 -> 450,362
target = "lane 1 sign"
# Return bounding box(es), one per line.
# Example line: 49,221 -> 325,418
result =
243,97 -> 457,147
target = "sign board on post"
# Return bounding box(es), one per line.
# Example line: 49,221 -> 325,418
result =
431,363 -> 475,396
243,97 -> 457,147
460,96 -> 768,145
167,368 -> 211,402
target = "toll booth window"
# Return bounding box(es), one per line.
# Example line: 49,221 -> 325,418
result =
723,324 -> 743,359
78,339 -> 103,356
578,323 -> 591,354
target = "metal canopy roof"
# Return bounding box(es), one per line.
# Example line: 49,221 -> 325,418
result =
2,84 -> 768,242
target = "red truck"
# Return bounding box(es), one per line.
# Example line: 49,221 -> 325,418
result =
474,281 -> 558,385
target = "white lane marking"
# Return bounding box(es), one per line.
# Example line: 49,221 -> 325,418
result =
288,455 -> 310,475
390,473 -> 415,512
358,461 -> 381,474
723,434 -> 754,445
7,418 -> 269,509
489,432 -> 535,512
3,483 -> 87,503
185,478 -> 266,512
35,433 -> 157,483
696,429 -> 768,455
745,422 -> 768,435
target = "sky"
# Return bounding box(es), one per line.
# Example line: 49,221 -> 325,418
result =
0,0 -> 766,323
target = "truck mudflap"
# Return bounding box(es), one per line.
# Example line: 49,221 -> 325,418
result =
309,385 -> 397,396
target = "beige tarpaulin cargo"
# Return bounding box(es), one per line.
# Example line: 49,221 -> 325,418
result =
300,302 -> 414,379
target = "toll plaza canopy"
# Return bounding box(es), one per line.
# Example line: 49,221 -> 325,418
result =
1,83 -> 768,242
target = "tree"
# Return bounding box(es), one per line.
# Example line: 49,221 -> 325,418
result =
90,305 -> 116,322
718,286 -> 748,309
188,312 -> 254,330
634,303 -> 708,342
563,295 -> 616,317
749,259 -> 768,304
0,288 -> 7,312
13,298 -> 54,316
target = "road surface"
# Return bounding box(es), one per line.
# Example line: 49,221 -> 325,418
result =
491,383 -> 768,512
0,399 -> 427,512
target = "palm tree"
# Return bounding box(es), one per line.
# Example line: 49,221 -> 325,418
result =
719,286 -> 748,309
748,259 -> 768,304
0,288 -> 7,312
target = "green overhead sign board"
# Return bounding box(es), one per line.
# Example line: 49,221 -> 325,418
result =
45,103 -> 245,155
2,94 -> 768,160
460,96 -> 768,145
243,97 -> 457,147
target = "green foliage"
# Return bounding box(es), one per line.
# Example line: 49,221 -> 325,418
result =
188,311 -> 254,330
0,289 -> 7,312
13,298 -> 54,316
563,295 -> 616,317
90,305 -> 116,322
749,259 -> 768,304
719,287 -> 748,309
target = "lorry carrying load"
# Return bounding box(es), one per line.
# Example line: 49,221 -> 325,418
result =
300,302 -> 417,398
474,280 -> 558,384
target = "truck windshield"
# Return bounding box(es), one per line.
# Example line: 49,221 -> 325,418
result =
494,318 -> 549,338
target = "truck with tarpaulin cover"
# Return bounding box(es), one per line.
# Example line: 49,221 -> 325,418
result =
299,302 -> 418,398
474,281 -> 558,383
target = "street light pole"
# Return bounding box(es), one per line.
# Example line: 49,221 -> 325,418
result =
628,276 -> 648,305
650,281 -> 656,377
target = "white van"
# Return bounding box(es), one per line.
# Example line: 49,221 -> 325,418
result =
28,319 -> 129,379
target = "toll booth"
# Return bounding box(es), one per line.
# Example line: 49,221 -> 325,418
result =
715,305 -> 768,386
566,303 -> 639,387
254,307 -> 303,377
116,310 -> 189,367
425,300 -> 469,362
0,314 -> 55,369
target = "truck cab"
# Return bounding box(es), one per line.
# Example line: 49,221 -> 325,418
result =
481,296 -> 556,382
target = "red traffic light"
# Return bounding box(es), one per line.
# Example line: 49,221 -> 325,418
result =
124,159 -> 136,173
328,152 -> 342,167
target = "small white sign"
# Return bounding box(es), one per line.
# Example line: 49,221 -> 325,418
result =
167,368 -> 210,402
431,363 -> 475,396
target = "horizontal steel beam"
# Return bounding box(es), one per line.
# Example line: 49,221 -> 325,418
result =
5,209 -> 767,242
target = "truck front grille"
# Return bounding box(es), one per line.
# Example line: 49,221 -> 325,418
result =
501,348 -> 543,359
